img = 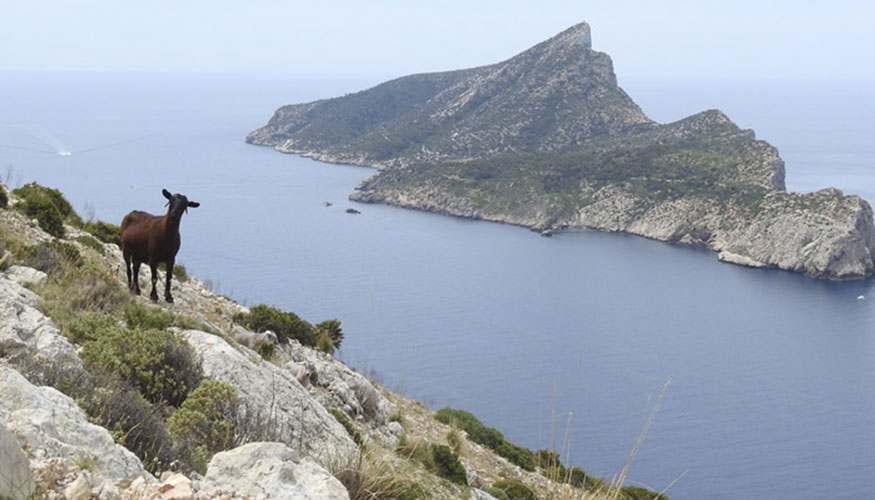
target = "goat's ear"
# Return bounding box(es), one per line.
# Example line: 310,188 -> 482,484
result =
187,201 -> 200,208
162,189 -> 172,200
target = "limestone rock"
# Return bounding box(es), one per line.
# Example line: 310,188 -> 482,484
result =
470,489 -> 500,500
0,419 -> 35,500
181,329 -> 358,468
4,265 -> 48,285
0,277 -> 80,366
201,442 -> 349,500
156,473 -> 193,500
0,365 -> 149,481
283,340 -> 393,425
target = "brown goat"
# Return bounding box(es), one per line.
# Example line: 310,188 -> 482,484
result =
121,189 -> 199,303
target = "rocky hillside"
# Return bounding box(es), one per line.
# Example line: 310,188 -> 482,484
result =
247,22 -> 875,281
0,183 -> 666,499
247,22 -> 653,167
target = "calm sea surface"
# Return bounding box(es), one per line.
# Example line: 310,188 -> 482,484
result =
1,72 -> 873,500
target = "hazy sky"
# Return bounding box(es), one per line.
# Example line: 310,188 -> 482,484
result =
2,0 -> 874,79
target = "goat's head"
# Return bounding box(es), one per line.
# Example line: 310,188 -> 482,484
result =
162,188 -> 200,223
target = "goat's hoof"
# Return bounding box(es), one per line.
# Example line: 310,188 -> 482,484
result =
150,294 -> 158,302
165,296 -> 174,304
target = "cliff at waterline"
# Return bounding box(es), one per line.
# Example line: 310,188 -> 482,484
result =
248,22 -> 875,281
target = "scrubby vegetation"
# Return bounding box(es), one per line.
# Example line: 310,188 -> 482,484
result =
12,182 -> 81,237
168,380 -> 240,474
82,220 -> 121,245
435,408 -> 535,471
233,304 -> 345,355
233,303 -> 316,346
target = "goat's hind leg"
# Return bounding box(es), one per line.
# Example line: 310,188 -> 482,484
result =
123,252 -> 133,291
132,259 -> 142,296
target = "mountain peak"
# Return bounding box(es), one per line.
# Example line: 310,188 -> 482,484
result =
552,21 -> 592,49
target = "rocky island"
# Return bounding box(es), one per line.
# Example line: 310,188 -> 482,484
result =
247,22 -> 875,281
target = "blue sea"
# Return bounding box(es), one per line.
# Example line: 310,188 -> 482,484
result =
1,71 -> 873,500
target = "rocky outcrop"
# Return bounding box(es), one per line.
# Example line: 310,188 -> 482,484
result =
0,420 -> 34,500
199,442 -> 349,500
282,339 -> 393,427
0,277 -> 80,366
181,329 -> 359,468
0,365 -> 150,482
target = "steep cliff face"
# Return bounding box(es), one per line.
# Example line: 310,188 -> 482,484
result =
248,21 -> 875,280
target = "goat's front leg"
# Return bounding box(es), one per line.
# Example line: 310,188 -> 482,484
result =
149,263 -> 159,302
164,258 -> 175,303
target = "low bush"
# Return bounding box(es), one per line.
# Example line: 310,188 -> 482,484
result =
622,486 -> 668,500
124,301 -> 173,330
0,184 -> 7,208
487,488 -> 510,500
314,319 -> 344,354
491,479 -> 538,500
78,379 -> 176,472
431,444 -> 467,486
82,220 -> 121,246
18,240 -> 82,274
168,380 -> 240,474
64,312 -> 119,344
75,234 -> 104,254
232,304 -> 315,346
80,326 -> 202,407
12,182 -> 81,237
435,408 -> 534,471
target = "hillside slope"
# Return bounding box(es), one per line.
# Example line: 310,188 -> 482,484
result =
0,183 -> 665,500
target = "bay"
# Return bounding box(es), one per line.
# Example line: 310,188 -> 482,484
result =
1,71 -> 873,500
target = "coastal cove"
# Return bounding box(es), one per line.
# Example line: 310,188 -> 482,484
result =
2,72 -> 875,500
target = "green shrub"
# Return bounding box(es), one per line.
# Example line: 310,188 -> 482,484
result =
168,380 -> 240,474
232,304 -> 315,346
82,220 -> 121,246
622,486 -> 668,500
124,301 -> 173,330
434,408 -> 534,471
491,479 -> 538,500
314,319 -> 344,354
0,184 -> 7,208
80,326 -> 202,407
329,408 -> 363,446
431,444 -> 467,486
12,182 -> 81,237
487,487 -> 510,500
65,312 -> 119,344
75,234 -> 104,254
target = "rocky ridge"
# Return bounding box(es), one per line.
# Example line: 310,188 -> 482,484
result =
247,22 -> 875,281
